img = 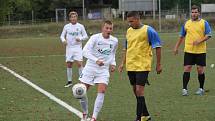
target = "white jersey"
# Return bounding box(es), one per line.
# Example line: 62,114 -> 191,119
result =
60,22 -> 88,48
83,33 -> 118,69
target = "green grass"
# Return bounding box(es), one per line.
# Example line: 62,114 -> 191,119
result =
0,32 -> 215,121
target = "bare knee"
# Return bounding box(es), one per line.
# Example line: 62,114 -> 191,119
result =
76,61 -> 83,68
197,66 -> 205,74
184,65 -> 192,72
97,83 -> 107,93
135,85 -> 144,96
67,62 -> 73,68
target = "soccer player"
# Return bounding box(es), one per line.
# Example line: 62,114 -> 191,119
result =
118,11 -> 162,121
78,20 -> 118,121
60,11 -> 88,87
174,5 -> 212,96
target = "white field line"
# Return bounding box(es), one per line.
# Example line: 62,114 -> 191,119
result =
0,54 -> 64,59
0,63 -> 82,119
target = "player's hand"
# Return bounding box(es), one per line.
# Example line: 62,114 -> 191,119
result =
193,40 -> 200,45
118,64 -> 124,73
156,64 -> 162,74
96,59 -> 104,66
62,40 -> 67,46
110,65 -> 116,72
76,38 -> 81,42
173,48 -> 178,55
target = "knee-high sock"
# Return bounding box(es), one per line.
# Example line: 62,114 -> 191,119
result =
78,66 -> 83,77
136,96 -> 149,119
198,73 -> 205,89
80,95 -> 88,114
67,68 -> 72,82
92,93 -> 105,119
183,72 -> 190,89
140,96 -> 149,116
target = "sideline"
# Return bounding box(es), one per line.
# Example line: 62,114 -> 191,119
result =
0,63 -> 82,119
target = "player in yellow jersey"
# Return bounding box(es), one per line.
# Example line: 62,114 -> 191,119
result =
118,11 -> 162,121
174,5 -> 212,96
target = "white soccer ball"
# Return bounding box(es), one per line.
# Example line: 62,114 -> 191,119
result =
210,64 -> 214,68
72,83 -> 87,99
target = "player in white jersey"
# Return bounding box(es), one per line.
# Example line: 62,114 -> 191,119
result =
60,11 -> 88,87
79,20 -> 118,121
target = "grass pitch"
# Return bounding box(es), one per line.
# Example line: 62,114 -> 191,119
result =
0,32 -> 215,121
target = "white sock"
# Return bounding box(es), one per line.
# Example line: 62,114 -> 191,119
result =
67,68 -> 72,82
92,93 -> 105,119
80,95 -> 88,114
78,66 -> 83,77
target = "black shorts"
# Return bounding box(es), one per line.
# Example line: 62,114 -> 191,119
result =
184,52 -> 206,66
127,71 -> 149,86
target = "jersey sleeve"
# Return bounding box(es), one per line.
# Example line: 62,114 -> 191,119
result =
82,35 -> 98,62
147,26 -> 162,49
60,25 -> 67,42
180,24 -> 186,37
204,21 -> 212,37
79,25 -> 88,41
110,39 -> 118,66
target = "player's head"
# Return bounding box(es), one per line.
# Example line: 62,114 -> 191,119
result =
69,11 -> 78,24
101,20 -> 113,38
126,11 -> 141,29
191,5 -> 200,21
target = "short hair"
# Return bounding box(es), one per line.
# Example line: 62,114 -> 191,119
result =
127,11 -> 140,19
191,5 -> 200,12
103,20 -> 113,26
69,11 -> 78,17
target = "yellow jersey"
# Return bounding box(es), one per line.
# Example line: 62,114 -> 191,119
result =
181,19 -> 212,53
126,25 -> 161,71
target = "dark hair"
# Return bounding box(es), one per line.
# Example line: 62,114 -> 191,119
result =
127,11 -> 140,18
191,5 -> 200,12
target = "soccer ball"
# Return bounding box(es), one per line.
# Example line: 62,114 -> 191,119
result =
72,83 -> 87,99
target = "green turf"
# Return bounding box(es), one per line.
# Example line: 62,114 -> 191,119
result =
0,32 -> 215,121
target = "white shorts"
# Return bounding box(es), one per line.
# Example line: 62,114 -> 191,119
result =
79,66 -> 110,85
65,47 -> 83,62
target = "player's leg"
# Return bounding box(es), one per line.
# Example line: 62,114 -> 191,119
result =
128,71 -> 139,120
127,71 -> 136,96
76,60 -> 83,77
195,53 -> 206,95
91,72 -> 109,121
65,61 -> 73,87
80,83 -> 91,121
65,48 -> 74,87
135,72 -> 150,121
91,83 -> 107,121
79,67 -> 94,121
182,52 -> 194,95
73,49 -> 84,80
183,65 -> 192,92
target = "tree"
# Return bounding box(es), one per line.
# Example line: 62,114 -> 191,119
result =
161,0 -> 177,10
0,0 -> 11,24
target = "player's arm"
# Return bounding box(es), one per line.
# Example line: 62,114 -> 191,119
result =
147,26 -> 162,74
60,26 -> 67,45
155,47 -> 162,74
174,36 -> 184,55
110,40 -> 118,72
193,21 -> 212,45
174,24 -> 186,55
83,36 -> 103,66
77,25 -> 88,42
118,40 -> 127,73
